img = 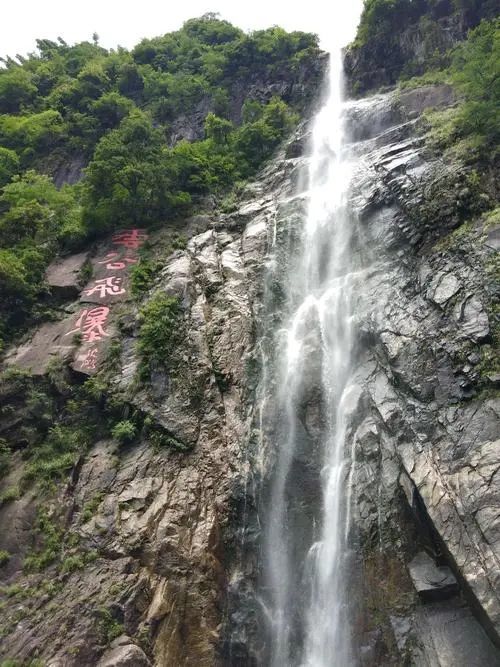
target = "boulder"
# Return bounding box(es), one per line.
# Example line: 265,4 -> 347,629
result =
408,551 -> 458,602
97,644 -> 151,667
45,251 -> 90,298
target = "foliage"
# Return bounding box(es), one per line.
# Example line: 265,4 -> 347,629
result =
23,507 -> 97,575
130,258 -> 160,298
111,420 -> 137,444
0,148 -> 20,187
0,550 -> 10,567
0,170 -> 84,348
23,424 -> 91,487
416,19 -> 500,157
448,19 -> 499,146
96,607 -> 124,645
0,16 -> 313,348
0,486 -> 20,506
23,508 -> 64,572
137,293 -> 180,378
350,0 -> 498,91
81,492 -> 104,523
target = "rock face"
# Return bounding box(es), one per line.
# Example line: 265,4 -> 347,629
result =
0,83 -> 499,666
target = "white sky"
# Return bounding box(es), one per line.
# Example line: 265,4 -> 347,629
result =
1,0 -> 364,60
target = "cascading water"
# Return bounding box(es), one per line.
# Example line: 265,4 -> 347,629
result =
262,7 -> 365,665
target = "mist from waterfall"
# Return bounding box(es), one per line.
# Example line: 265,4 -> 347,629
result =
263,5 -> 364,665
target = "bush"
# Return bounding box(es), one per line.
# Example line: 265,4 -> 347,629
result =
111,420 -> 137,444
60,554 -> 85,574
23,425 -> 91,486
0,549 -> 11,567
96,607 -> 125,645
23,509 -> 63,572
137,293 -> 180,378
0,486 -> 20,506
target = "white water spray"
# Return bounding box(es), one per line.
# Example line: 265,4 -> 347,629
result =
264,7 -> 364,665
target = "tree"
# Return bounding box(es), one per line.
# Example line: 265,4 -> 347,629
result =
0,67 -> 37,113
450,19 -> 500,142
204,113 -> 233,144
0,148 -> 20,187
83,110 -> 186,233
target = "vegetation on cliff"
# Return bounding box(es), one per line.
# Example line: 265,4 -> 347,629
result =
348,0 -> 498,93
0,15 -> 319,350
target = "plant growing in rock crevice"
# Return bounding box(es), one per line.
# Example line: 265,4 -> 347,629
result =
111,419 -> 137,444
136,292 -> 181,380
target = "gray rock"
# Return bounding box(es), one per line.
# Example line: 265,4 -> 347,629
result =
97,644 -> 151,667
45,251 -> 90,298
427,272 -> 460,306
408,552 -> 458,601
412,600 -> 500,666
454,296 -> 490,341
485,226 -> 500,251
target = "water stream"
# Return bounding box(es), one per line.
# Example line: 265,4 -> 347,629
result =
262,9 -> 365,665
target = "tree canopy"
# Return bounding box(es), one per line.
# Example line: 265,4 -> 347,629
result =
0,16 -> 319,350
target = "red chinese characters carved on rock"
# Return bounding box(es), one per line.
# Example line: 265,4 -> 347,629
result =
98,252 -> 138,271
78,347 -> 99,371
111,229 -> 148,250
83,276 -> 126,298
66,306 -> 110,342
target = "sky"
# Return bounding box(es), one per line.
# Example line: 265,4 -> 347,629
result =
1,0 -> 364,60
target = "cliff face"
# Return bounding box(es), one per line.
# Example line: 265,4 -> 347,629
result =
344,2 -> 497,96
1,60 -> 499,667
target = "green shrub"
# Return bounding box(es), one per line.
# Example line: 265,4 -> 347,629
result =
137,293 -> 180,378
81,492 -> 104,523
111,420 -> 137,444
23,509 -> 63,572
60,554 -> 85,574
96,607 -> 125,645
130,259 -> 160,298
0,486 -> 20,506
24,425 -> 91,486
0,550 -> 10,567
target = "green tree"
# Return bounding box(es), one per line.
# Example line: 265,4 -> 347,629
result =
0,67 -> 37,113
83,110 -> 188,233
450,19 -> 500,143
204,113 -> 233,144
0,147 -> 20,187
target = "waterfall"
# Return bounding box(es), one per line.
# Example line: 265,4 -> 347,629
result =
262,7 -> 364,665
